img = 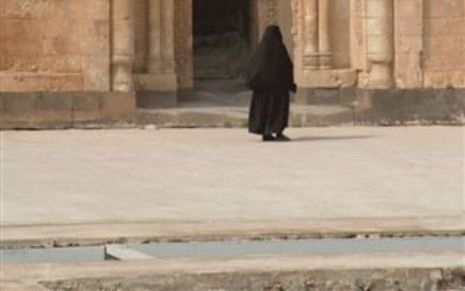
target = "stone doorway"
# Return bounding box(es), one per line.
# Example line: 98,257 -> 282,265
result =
193,0 -> 251,80
191,0 -> 253,106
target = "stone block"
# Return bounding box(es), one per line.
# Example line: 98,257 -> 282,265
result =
135,73 -> 178,92
72,93 -> 100,111
395,53 -> 422,88
0,91 -> 136,129
424,71 -> 465,88
395,0 -> 423,19
448,19 -> 465,36
366,18 -> 386,36
42,35 -> 82,55
295,87 -> 358,106
366,0 -> 392,18
3,37 -> 44,57
48,56 -> 82,74
79,30 -> 110,56
367,35 -> 392,54
39,93 -> 73,111
301,69 -> 357,89
396,18 -> 423,36
0,56 -> 14,71
354,88 -> 465,125
81,56 -> 110,91
101,92 -> 136,122
306,89 -> 339,105
0,93 -> 40,114
68,0 -> 110,20
396,36 -> 423,53
424,18 -> 448,37
137,91 -> 177,109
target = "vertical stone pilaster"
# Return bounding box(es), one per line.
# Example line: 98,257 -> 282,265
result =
111,0 -> 135,92
350,0 -> 366,71
295,0 -> 357,92
365,0 -> 394,88
301,0 -> 332,70
148,0 -> 162,74
141,0 -> 177,92
394,0 -> 424,88
303,0 -> 319,69
161,0 -> 176,74
134,0 -> 148,73
137,0 -> 177,106
175,0 -> 194,91
318,0 -> 332,69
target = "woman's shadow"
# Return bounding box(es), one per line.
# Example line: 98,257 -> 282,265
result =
291,135 -> 376,142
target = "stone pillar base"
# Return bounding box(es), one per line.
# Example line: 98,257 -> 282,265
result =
318,52 -> 332,69
365,62 -> 394,89
136,91 -> 177,108
135,73 -> 177,92
303,54 -> 320,69
134,73 -> 178,108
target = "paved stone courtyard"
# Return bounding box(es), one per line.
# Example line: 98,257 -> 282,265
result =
1,127 -> 464,245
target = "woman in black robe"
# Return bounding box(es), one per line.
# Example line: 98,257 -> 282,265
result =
246,25 -> 296,142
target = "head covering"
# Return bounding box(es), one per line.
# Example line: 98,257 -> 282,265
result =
246,25 -> 295,92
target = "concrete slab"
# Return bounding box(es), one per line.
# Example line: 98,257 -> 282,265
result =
0,127 -> 464,245
104,245 -> 153,261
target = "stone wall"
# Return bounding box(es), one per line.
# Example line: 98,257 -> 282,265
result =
329,0 -> 351,69
1,0 -> 464,129
422,0 -> 465,88
0,0 -> 111,92
394,0 -> 465,89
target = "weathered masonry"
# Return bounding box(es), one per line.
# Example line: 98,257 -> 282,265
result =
1,0 -> 464,128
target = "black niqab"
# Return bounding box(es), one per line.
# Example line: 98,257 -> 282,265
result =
246,25 -> 295,92
246,25 -> 295,136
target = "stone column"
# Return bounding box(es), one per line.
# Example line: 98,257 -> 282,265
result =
365,0 -> 394,88
350,0 -> 366,71
318,0 -> 332,69
147,0 -> 162,74
137,0 -> 177,107
161,0 -> 176,74
134,0 -> 148,73
111,0 -> 135,92
175,0 -> 194,92
147,0 -> 176,75
302,0 -> 319,69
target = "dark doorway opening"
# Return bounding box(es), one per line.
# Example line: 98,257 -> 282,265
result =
193,0 -> 251,81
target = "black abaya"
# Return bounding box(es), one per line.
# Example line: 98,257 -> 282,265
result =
246,25 -> 296,136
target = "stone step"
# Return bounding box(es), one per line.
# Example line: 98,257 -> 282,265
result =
136,103 -> 354,128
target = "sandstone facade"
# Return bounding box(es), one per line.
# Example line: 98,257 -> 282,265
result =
0,0 -> 464,127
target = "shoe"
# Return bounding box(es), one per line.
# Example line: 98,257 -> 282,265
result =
275,133 -> 291,142
262,134 -> 275,142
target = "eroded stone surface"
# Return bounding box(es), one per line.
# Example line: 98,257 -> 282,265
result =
1,0 -> 464,94
41,268 -> 465,291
